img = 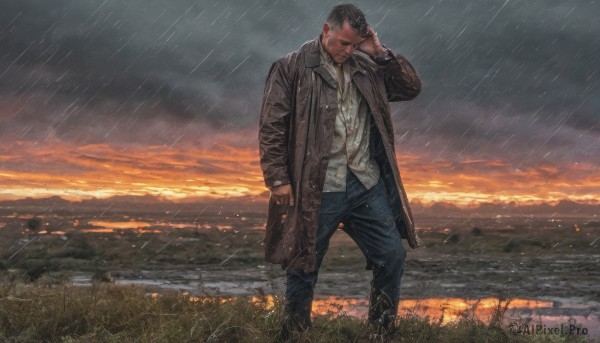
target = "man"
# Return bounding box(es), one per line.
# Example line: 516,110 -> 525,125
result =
258,3 -> 421,335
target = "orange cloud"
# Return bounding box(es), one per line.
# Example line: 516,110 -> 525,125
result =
395,153 -> 600,205
0,140 -> 599,206
0,140 -> 264,200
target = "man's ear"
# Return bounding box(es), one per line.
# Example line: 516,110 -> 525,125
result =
322,22 -> 330,36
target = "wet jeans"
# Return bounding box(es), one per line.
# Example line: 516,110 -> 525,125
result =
284,170 -> 407,329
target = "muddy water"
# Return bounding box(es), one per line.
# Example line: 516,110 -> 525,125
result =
70,258 -> 600,338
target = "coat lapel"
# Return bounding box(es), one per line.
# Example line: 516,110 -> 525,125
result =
352,68 -> 387,133
304,36 -> 338,89
313,65 -> 337,89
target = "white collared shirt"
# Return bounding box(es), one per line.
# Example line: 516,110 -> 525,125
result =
319,42 -> 380,192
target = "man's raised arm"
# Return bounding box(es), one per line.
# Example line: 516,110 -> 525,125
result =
379,51 -> 422,102
356,27 -> 421,102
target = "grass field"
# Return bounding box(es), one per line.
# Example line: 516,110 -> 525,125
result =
1,211 -> 599,341
2,281 -> 594,342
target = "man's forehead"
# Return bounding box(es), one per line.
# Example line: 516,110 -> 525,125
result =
331,21 -> 364,43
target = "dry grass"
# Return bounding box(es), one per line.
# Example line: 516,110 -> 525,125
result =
0,281 -> 593,343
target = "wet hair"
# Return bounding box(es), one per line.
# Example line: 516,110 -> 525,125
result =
326,4 -> 368,36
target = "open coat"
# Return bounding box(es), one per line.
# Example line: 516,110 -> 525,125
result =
259,37 -> 422,273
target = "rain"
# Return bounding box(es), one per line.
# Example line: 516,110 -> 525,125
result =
0,0 -> 599,340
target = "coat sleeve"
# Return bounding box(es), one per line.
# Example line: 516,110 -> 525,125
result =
376,49 -> 422,102
258,60 -> 294,188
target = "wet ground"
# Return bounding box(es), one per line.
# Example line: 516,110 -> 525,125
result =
69,253 -> 600,302
70,252 -> 600,338
3,211 -> 599,338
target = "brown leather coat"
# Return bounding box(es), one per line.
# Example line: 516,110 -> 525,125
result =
259,37 -> 422,273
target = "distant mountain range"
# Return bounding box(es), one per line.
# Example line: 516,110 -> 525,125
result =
0,195 -> 270,215
0,195 -> 598,217
409,199 -> 600,217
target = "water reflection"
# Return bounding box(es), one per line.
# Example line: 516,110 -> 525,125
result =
171,293 -> 596,335
69,267 -> 600,338
88,221 -> 151,230
0,213 -> 266,233
311,296 -> 554,323
309,296 -> 598,336
163,292 -> 591,329
38,230 -> 67,235
240,294 -> 598,335
86,220 -> 234,232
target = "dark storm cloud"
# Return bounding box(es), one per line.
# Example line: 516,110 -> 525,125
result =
0,0 -> 333,145
0,0 -> 599,165
373,0 -> 600,164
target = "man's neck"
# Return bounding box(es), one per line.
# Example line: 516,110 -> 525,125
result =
319,34 -> 329,59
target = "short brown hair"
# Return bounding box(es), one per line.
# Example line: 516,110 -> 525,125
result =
326,4 -> 368,36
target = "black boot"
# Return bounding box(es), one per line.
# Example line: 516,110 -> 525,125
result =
368,287 -> 398,337
279,298 -> 312,341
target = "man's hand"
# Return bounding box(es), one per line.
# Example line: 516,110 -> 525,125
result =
357,27 -> 387,58
271,184 -> 294,206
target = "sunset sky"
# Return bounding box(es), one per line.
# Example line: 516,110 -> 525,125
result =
1,0 -> 599,206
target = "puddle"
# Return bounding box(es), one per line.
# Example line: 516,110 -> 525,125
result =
84,221 -> 233,232
38,230 -> 67,235
309,296 -> 599,337
88,221 -> 152,230
2,215 -> 262,233
69,269 -> 600,338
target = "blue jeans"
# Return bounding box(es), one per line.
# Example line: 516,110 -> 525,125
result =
284,170 -> 407,329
